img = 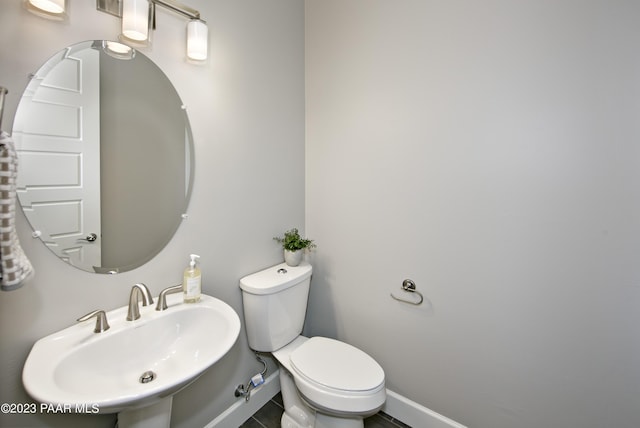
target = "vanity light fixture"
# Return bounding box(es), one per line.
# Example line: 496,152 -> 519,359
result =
121,0 -> 150,42
186,18 -> 208,61
25,0 -> 67,20
98,0 -> 208,61
28,0 -> 65,13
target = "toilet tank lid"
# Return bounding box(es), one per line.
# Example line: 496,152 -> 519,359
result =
239,262 -> 312,295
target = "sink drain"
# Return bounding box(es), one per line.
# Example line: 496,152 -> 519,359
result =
139,371 -> 156,384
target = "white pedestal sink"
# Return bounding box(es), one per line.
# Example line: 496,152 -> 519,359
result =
22,293 -> 241,428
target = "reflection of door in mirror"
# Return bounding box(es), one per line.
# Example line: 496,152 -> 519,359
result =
13,48 -> 102,271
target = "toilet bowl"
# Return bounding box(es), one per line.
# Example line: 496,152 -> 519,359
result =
275,336 -> 385,416
239,262 -> 386,427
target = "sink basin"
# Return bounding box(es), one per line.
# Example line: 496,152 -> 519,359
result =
23,293 -> 240,414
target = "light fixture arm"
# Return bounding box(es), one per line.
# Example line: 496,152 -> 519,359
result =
97,0 -> 203,22
152,0 -> 201,21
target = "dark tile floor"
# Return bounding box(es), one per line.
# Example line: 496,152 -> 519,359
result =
239,393 -> 411,428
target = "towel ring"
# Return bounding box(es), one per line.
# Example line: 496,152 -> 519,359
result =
390,279 -> 424,305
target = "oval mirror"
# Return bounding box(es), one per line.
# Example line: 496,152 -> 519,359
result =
12,40 -> 194,274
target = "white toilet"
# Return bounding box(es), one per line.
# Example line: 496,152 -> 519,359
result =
239,262 -> 386,428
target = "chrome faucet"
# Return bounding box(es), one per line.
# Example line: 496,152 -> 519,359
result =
126,283 -> 154,321
77,309 -> 110,333
156,284 -> 183,311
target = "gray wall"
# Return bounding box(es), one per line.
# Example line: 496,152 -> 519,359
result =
0,1 -> 304,427
305,1 -> 640,428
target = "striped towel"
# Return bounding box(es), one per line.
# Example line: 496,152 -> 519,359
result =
0,131 -> 34,290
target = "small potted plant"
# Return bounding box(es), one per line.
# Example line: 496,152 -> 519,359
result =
273,228 -> 316,266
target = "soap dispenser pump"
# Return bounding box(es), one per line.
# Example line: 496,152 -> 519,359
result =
183,254 -> 201,303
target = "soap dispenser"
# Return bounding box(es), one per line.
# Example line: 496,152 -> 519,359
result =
183,254 -> 201,303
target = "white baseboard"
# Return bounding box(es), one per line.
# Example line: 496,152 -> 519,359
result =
204,370 -> 281,428
204,370 -> 466,428
382,389 -> 467,428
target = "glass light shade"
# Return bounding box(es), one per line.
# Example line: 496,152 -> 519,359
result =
122,0 -> 149,42
102,41 -> 136,60
187,19 -> 208,61
28,0 -> 65,14
105,41 -> 131,54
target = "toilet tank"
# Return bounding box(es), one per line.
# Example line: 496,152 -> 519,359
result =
239,262 -> 312,352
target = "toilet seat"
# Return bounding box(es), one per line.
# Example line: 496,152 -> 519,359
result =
290,337 -> 384,393
274,336 -> 386,415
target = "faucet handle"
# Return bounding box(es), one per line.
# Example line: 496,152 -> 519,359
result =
77,310 -> 110,333
156,284 -> 183,311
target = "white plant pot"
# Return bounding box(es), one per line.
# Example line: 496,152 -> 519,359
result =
284,249 -> 303,267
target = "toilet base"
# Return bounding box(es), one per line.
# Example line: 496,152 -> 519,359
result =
279,366 -> 364,428
314,413 -> 364,428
